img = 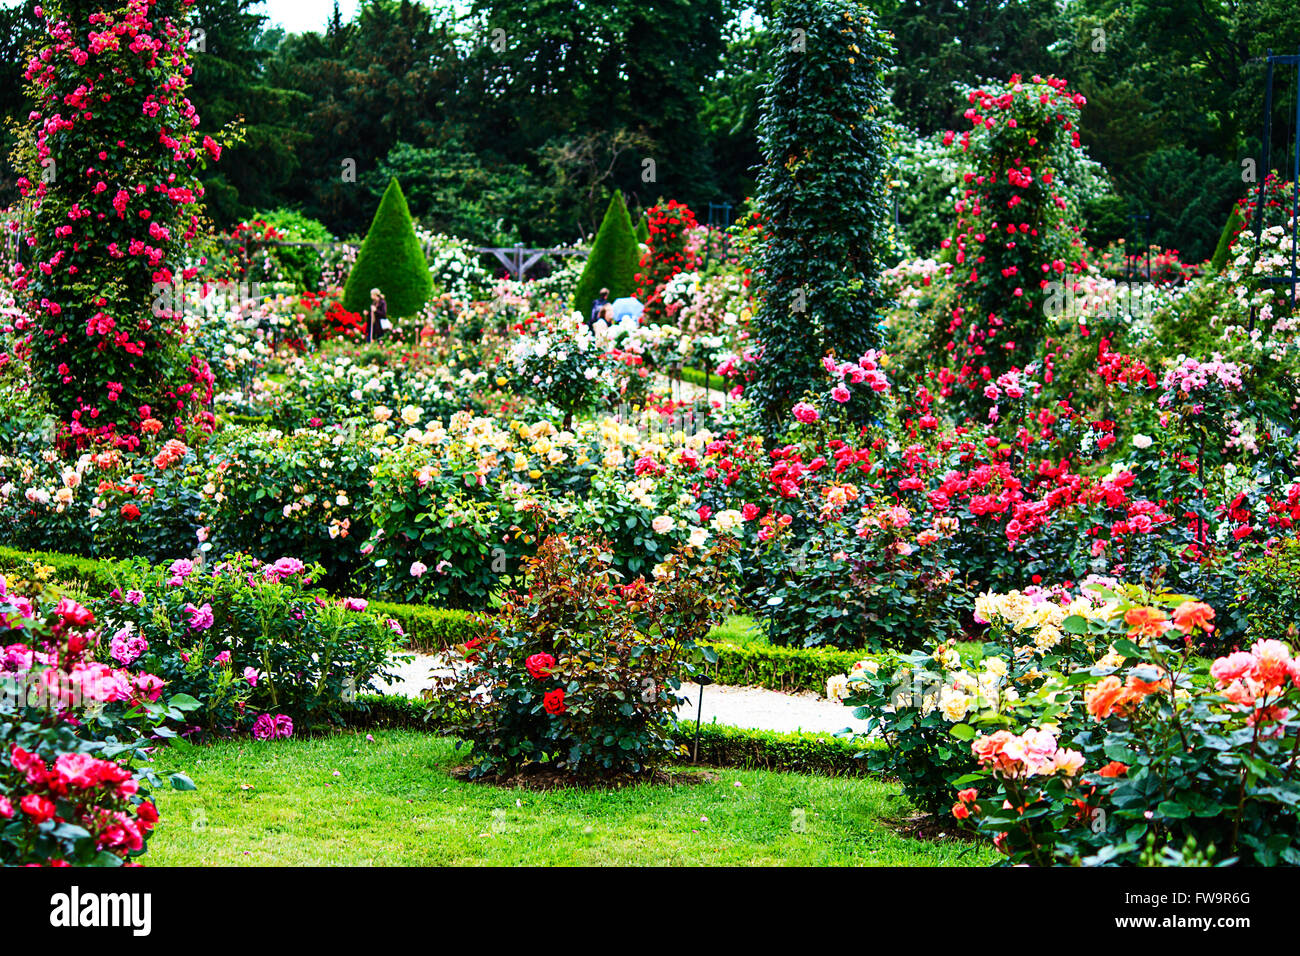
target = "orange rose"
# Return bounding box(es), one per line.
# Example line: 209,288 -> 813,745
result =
1085,675 -> 1126,720
1124,606 -> 1169,638
1171,601 -> 1214,634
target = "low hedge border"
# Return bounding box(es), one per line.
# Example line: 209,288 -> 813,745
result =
0,545 -> 480,653
699,641 -> 864,695
0,545 -> 134,595
674,365 -> 725,393
0,546 -> 866,695
343,693 -> 880,777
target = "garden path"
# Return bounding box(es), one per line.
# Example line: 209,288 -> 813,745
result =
375,653 -> 870,737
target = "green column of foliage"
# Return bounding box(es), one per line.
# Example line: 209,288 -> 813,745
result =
572,191 -> 640,313
342,177 -> 432,318
635,214 -> 650,244
748,0 -> 894,429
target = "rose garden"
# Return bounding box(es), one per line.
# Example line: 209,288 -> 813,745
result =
1,0 -> 1299,869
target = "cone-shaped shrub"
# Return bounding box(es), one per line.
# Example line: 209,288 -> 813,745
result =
635,215 -> 650,244
343,178 -> 432,318
1209,204 -> 1244,274
573,191 -> 640,313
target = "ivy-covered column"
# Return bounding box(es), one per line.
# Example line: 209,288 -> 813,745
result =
748,0 -> 894,431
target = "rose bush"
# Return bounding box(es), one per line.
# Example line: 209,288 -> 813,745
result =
90,554 -> 404,736
434,532 -> 738,779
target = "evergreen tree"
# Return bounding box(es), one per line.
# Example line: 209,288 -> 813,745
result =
573,191 -> 640,314
342,178 -> 433,318
748,0 -> 894,429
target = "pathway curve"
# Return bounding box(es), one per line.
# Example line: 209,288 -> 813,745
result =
374,652 -> 867,737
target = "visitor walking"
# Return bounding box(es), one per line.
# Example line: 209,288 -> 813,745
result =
368,288 -> 389,342
589,287 -> 610,326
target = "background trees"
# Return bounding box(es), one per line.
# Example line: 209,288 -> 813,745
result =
3,0 -> 1298,259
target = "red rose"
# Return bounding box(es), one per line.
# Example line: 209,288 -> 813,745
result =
120,502 -> 141,521
525,653 -> 556,680
20,794 -> 56,824
136,800 -> 159,831
542,688 -> 566,715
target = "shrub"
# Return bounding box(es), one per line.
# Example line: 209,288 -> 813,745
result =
961,587 -> 1300,866
573,191 -> 641,314
90,554 -> 405,737
342,178 -> 433,319
1235,538 -> 1300,642
15,0 -> 219,449
435,533 -> 738,780
845,582 -> 1112,815
248,208 -> 336,291
635,200 -> 701,325
747,0 -> 894,429
201,425 -> 379,590
0,567 -> 197,865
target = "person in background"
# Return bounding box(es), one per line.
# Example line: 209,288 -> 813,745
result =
368,288 -> 389,342
590,287 -> 610,326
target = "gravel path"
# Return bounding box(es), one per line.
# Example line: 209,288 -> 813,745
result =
374,652 -> 868,737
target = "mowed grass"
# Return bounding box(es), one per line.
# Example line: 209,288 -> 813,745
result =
706,614 -> 767,646
146,730 -> 994,866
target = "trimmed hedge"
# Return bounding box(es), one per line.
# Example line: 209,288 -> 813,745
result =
0,546 -> 864,695
573,190 -> 640,313
342,177 -> 432,319
676,365 -> 724,392
671,722 -> 879,776
700,640 -> 863,694
0,545 -> 134,595
367,599 -> 480,652
341,694 -> 879,777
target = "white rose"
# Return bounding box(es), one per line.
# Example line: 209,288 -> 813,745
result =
651,515 -> 675,534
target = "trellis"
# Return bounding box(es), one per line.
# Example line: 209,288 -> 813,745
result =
1251,47 -> 1300,314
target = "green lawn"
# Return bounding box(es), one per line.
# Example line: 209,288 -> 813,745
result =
146,729 -> 994,866
706,613 -> 768,646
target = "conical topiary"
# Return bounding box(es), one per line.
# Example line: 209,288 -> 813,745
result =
343,178 -> 433,318
573,191 -> 640,314
635,214 -> 650,244
1209,203 -> 1244,274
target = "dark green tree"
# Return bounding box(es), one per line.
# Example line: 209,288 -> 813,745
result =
369,139 -> 534,245
748,0 -> 894,429
573,191 -> 640,313
884,0 -> 1065,136
0,3 -> 41,207
184,0 -> 307,225
268,0 -> 463,234
342,178 -> 432,318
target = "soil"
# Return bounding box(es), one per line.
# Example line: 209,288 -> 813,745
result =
886,811 -> 982,845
